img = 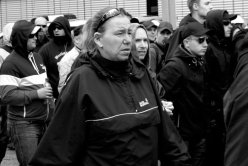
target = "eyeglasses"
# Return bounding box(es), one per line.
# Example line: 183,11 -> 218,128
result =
96,8 -> 121,31
37,24 -> 47,28
53,26 -> 63,30
223,20 -> 231,26
29,34 -> 36,39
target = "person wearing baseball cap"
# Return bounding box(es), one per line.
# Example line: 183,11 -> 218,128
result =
158,22 -> 211,166
150,21 -> 174,73
142,20 -> 158,43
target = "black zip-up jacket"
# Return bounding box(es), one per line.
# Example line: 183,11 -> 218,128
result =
29,52 -> 190,166
158,45 -> 212,140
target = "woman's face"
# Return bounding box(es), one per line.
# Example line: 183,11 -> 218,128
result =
98,15 -> 132,61
134,28 -> 148,60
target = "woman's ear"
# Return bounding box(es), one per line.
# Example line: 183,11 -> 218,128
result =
94,32 -> 103,48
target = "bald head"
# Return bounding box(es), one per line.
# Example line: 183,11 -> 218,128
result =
35,17 -> 47,26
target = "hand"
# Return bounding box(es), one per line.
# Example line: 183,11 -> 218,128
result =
161,100 -> 174,116
37,86 -> 53,99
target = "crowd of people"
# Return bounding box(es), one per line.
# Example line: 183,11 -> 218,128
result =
0,0 -> 248,166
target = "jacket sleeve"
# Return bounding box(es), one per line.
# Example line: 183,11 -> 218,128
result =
157,60 -> 183,99
58,48 -> 79,91
0,62 -> 39,106
29,71 -> 86,166
149,46 -> 158,73
224,48 -> 248,166
147,69 -> 191,166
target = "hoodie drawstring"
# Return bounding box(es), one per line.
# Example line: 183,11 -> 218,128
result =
28,52 -> 40,74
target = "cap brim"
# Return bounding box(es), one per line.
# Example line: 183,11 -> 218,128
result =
229,14 -> 237,20
159,28 -> 173,33
31,26 -> 41,34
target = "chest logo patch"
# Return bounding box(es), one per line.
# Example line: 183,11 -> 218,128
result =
139,98 -> 149,107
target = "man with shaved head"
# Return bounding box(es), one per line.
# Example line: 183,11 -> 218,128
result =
34,16 -> 49,52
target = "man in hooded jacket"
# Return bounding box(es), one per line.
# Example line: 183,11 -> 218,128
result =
0,20 -> 53,166
39,16 -> 74,99
204,9 -> 237,166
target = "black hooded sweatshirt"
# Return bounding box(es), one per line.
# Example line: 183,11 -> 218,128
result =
204,10 -> 236,109
39,16 -> 74,98
0,20 -> 49,121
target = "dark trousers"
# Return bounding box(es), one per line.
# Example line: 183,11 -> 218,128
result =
204,118 -> 225,166
0,105 -> 8,163
184,138 -> 207,166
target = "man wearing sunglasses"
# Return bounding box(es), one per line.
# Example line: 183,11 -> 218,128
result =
158,22 -> 211,166
34,17 -> 49,52
0,20 -> 53,166
39,16 -> 74,99
203,9 -> 237,166
164,0 -> 212,62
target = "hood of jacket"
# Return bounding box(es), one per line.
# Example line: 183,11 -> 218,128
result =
205,10 -> 228,42
129,23 -> 150,68
179,14 -> 198,27
48,16 -> 72,44
11,20 -> 37,57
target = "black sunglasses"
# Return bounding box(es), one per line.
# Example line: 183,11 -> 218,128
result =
96,8 -> 121,31
37,24 -> 47,28
53,26 -> 63,30
223,20 -> 231,26
29,34 -> 36,39
197,36 -> 209,44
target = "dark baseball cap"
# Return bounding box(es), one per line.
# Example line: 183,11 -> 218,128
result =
223,11 -> 237,21
142,20 -> 158,29
158,21 -> 173,33
182,22 -> 209,40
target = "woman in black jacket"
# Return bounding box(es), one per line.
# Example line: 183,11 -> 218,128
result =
29,7 -> 190,166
